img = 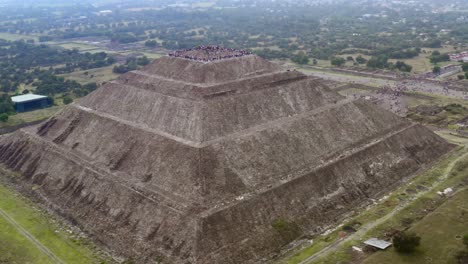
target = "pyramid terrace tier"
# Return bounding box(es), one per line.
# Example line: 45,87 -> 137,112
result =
79,75 -> 344,144
118,69 -> 308,100
137,55 -> 282,84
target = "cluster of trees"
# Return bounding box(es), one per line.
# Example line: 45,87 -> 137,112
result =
0,40 -> 112,94
145,40 -> 160,48
0,41 -> 113,71
429,51 -> 450,64
113,56 -> 150,74
366,55 -> 390,69
0,36 -> 115,112
291,52 -> 309,65
388,48 -> 421,59
1,0 -> 465,68
253,48 -> 291,60
394,61 -> 413,72
365,47 -> 421,60
0,38 -> 103,118
0,1 -> 466,78
110,33 -> 140,44
366,55 -> 412,72
34,74 -> 97,97
331,57 -> 346,67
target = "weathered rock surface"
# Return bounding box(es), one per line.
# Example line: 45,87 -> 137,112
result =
0,52 -> 453,263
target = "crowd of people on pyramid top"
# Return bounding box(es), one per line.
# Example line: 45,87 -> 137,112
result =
168,45 -> 252,62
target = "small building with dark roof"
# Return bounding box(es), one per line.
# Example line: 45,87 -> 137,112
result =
11,94 -> 50,112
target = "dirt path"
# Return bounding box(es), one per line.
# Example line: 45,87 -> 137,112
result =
298,142 -> 468,264
0,208 -> 65,264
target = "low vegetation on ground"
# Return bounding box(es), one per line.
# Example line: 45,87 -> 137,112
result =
282,133 -> 468,264
0,171 -> 113,263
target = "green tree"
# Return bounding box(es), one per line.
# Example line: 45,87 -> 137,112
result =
430,54 -> 450,64
145,40 -> 158,48
0,94 -> 15,114
462,63 -> 468,72
393,232 -> 421,253
367,55 -> 389,69
46,96 -> 55,106
331,57 -> 346,67
137,56 -> 150,66
395,61 -> 412,72
291,52 -> 309,65
433,66 -> 441,74
63,96 -> 73,105
356,55 -> 367,64
0,113 -> 8,122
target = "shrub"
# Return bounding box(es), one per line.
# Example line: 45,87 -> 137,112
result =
342,225 -> 356,233
462,63 -> 468,72
356,55 -> 367,64
46,96 -> 55,106
455,250 -> 468,264
272,219 -> 301,241
444,103 -> 466,115
0,113 -> 8,122
393,231 -> 421,253
331,57 -> 346,66
63,96 -> 73,105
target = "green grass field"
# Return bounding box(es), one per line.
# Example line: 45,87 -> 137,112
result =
60,65 -> 119,85
54,42 -> 101,52
364,189 -> 468,264
0,106 -> 63,128
0,32 -> 38,41
0,215 -> 53,264
0,175 -> 111,263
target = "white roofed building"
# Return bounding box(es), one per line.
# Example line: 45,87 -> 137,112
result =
11,94 -> 50,112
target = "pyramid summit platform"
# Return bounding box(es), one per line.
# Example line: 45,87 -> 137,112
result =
168,45 -> 252,62
0,50 -> 453,263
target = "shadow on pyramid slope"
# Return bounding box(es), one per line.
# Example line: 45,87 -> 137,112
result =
0,47 -> 454,264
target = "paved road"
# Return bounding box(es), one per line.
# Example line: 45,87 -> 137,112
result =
298,140 -> 468,264
0,208 -> 65,264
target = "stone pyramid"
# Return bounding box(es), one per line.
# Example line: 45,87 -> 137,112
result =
0,47 -> 453,263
